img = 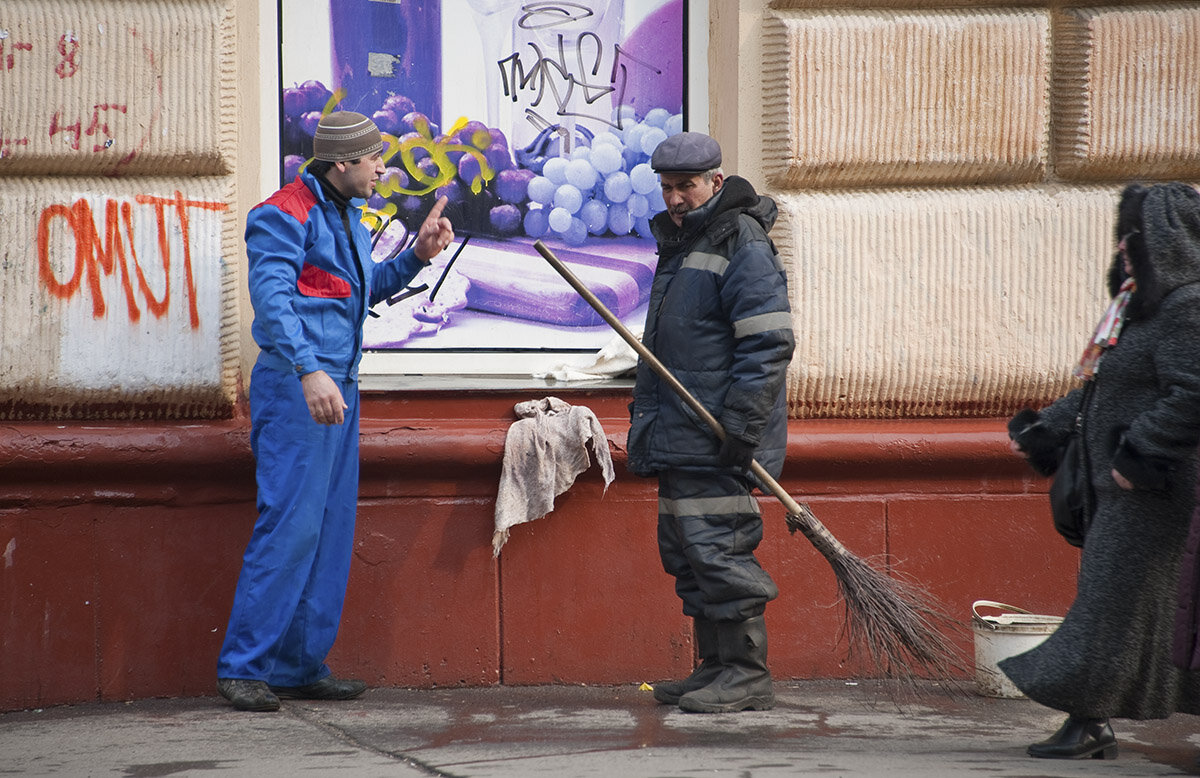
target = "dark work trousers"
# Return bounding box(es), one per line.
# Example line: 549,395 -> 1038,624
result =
657,469 -> 779,622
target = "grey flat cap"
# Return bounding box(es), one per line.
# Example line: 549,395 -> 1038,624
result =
650,131 -> 721,173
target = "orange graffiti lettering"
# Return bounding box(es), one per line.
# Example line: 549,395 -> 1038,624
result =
38,199 -> 144,322
36,192 -> 228,329
36,203 -> 84,299
122,200 -> 167,318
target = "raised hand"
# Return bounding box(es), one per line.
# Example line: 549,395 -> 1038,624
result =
414,196 -> 455,262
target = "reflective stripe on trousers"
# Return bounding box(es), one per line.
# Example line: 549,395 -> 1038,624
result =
657,469 -> 778,622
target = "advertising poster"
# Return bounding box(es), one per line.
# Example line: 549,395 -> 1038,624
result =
279,0 -> 688,366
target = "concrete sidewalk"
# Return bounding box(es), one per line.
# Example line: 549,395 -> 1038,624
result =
2,681 -> 1198,777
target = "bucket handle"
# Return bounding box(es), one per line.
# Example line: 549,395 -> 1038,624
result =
972,600 -> 1033,630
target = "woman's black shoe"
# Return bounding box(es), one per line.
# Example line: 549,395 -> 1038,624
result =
1027,716 -> 1118,759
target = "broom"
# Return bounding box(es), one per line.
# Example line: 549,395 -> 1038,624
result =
534,239 -> 965,684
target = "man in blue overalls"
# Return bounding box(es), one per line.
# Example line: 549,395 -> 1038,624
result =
217,111 -> 454,712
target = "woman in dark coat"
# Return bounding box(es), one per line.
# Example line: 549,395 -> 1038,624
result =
1005,182 -> 1200,760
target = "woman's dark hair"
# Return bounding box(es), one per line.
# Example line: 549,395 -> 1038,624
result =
1110,183 -> 1160,318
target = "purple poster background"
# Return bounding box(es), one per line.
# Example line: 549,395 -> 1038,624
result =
279,0 -> 687,355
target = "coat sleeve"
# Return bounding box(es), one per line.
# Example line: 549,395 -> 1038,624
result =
1113,293 -> 1200,489
716,230 -> 795,445
1008,388 -> 1085,477
246,204 -> 320,376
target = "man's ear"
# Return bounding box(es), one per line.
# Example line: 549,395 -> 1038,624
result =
711,172 -> 724,192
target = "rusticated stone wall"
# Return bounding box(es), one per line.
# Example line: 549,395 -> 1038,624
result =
746,1 -> 1200,418
7,1 -> 1192,422
0,0 -> 240,419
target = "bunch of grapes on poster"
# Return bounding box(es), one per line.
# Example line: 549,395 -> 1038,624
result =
281,106 -> 681,247
280,0 -> 686,347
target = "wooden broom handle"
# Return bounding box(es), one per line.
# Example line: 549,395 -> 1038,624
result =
533,240 -> 811,520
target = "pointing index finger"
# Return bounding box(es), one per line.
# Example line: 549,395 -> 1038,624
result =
426,195 -> 449,223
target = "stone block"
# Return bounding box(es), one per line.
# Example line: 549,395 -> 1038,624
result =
0,176 -> 238,417
1055,4 -> 1200,180
0,0 -> 234,175
770,0 -> 1163,7
764,9 -> 1049,188
770,186 -> 1124,418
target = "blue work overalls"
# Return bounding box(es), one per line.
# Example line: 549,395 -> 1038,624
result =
218,172 -> 422,685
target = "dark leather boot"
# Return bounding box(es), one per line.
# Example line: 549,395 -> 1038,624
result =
217,678 -> 280,712
654,618 -> 721,704
677,615 -> 773,713
269,676 -> 367,700
1027,716 -> 1118,759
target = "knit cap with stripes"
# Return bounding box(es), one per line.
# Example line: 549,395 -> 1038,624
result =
312,111 -> 383,162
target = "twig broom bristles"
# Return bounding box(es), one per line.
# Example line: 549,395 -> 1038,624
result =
535,240 -> 965,684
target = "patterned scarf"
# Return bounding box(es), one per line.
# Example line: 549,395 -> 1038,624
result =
1074,276 -> 1136,380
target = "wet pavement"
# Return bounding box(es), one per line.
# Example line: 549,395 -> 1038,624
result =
2,681 -> 1199,777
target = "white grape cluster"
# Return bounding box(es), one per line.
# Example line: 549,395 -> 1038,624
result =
522,107 -> 684,245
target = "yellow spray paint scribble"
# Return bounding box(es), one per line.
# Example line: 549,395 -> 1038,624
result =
382,115 -> 496,197
301,101 -> 499,196
322,88 -> 348,116
297,106 -> 497,230
359,205 -> 394,236
360,118 -> 498,233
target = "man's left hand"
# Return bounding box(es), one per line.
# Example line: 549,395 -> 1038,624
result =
413,196 -> 455,262
718,434 -> 756,470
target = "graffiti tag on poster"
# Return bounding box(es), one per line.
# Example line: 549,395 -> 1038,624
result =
498,2 -> 664,135
280,0 -> 686,354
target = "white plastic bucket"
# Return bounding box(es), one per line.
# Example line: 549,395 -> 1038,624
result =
971,600 -> 1063,698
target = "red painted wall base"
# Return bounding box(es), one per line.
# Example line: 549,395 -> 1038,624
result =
0,391 -> 1078,711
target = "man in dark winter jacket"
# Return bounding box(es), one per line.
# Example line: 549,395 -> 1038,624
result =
632,132 -> 795,713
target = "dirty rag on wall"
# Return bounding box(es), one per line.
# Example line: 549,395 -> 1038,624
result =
493,397 -> 615,556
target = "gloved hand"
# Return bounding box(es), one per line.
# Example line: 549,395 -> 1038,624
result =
718,434 -> 756,470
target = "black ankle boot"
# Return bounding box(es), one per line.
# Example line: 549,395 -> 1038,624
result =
1027,716 -> 1117,759
654,618 -> 721,704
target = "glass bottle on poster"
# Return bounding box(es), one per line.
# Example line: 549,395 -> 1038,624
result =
504,0 -> 625,154
329,0 -> 442,130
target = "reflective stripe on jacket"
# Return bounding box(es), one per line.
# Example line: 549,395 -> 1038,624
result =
628,176 -> 795,478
